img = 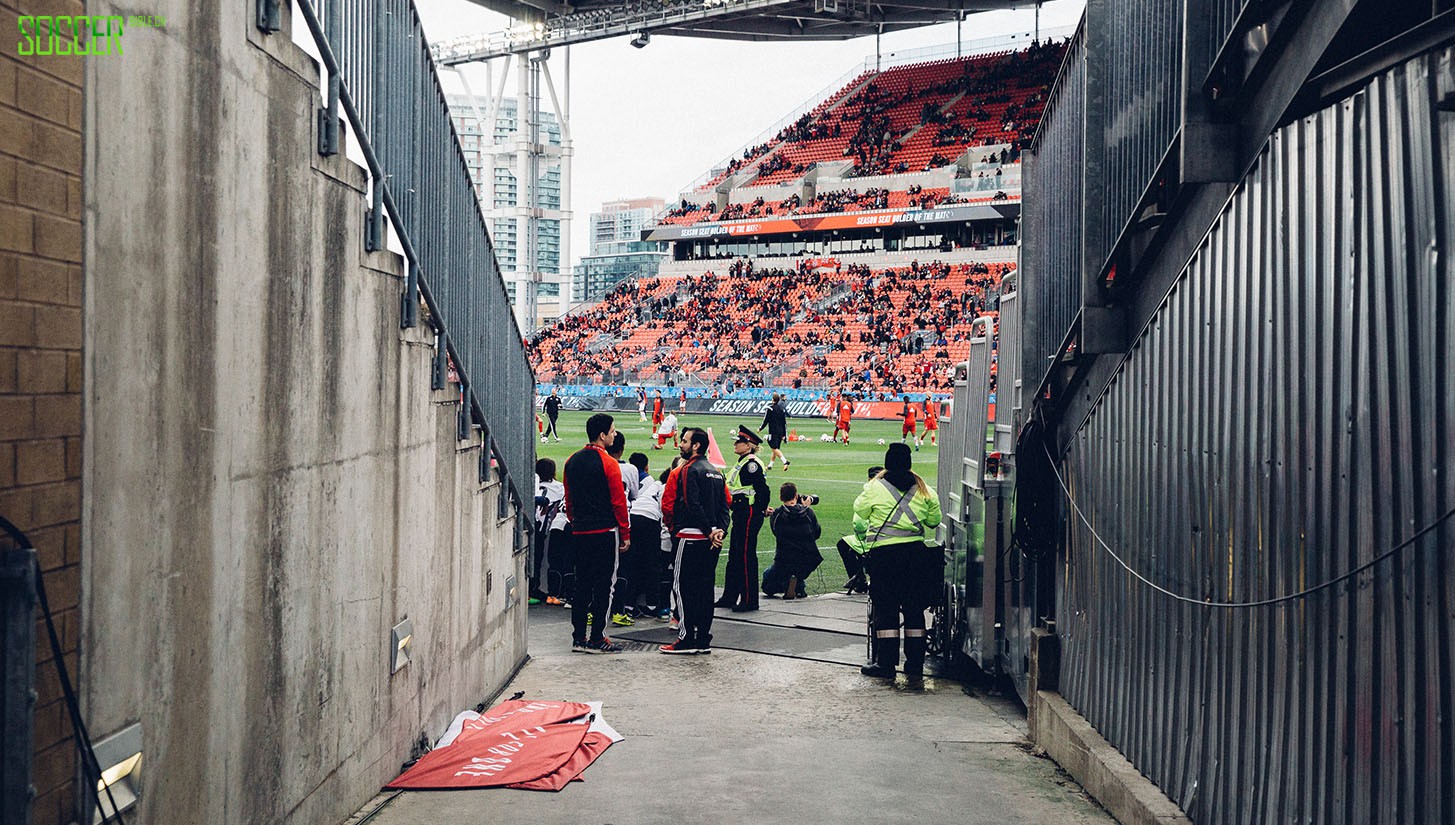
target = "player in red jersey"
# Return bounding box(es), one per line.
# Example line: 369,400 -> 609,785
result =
922,399 -> 939,447
899,396 -> 918,445
832,396 -> 853,445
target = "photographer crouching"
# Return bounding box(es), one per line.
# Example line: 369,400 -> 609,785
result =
855,443 -> 942,689
761,483 -> 821,600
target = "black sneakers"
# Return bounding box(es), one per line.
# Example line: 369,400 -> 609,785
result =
860,662 -> 895,678
573,638 -> 622,654
659,639 -> 702,655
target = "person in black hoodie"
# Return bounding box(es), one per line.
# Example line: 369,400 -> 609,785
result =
762,482 -> 822,599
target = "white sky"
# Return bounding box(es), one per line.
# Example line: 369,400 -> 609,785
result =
413,0 -> 1086,271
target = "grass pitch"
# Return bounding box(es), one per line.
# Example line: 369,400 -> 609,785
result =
534,409 -> 941,596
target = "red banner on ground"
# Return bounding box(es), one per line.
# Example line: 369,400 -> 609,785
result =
384,699 -> 616,791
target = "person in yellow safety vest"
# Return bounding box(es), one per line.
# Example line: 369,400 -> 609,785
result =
853,442 -> 942,690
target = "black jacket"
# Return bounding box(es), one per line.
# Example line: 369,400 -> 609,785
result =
770,503 -> 822,567
663,455 -> 730,538
760,401 -> 788,436
544,396 -> 562,417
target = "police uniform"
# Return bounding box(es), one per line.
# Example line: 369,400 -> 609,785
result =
717,426 -> 770,612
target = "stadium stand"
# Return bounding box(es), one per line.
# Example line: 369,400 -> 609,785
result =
662,40 -> 1064,224
529,256 -> 1009,397
534,42 -> 1057,397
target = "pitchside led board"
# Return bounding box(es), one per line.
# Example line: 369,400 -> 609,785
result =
645,203 -> 1016,242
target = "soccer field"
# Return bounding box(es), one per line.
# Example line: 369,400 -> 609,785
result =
533,409 -> 941,596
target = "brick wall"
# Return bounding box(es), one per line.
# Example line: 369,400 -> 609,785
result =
1,0 -> 85,822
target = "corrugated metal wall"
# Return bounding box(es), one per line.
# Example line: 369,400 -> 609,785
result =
1057,49 -> 1454,825
1022,30 -> 1086,393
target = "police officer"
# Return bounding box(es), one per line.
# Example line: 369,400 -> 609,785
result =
854,442 -> 942,689
717,425 -> 770,612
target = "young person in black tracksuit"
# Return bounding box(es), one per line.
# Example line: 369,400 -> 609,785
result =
562,413 -> 631,653
659,427 -> 729,654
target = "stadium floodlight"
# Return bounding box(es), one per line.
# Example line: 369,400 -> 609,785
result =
630,30 -> 650,48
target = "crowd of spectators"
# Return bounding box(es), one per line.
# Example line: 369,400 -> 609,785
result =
528,256 -> 1010,396
656,43 -> 1066,228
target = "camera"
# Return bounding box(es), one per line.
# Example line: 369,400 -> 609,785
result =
801,494 -> 820,506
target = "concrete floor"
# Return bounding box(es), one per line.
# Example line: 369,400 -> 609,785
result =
351,594 -> 1114,825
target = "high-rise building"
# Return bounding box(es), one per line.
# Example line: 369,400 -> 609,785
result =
573,197 -> 668,303
446,94 -> 565,330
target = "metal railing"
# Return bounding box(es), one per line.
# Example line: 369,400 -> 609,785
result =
1021,24 -> 1085,398
259,0 -> 536,515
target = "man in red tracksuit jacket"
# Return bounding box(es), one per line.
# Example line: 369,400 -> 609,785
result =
659,427 -> 730,654
563,413 -> 632,653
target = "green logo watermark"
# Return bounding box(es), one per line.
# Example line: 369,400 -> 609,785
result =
16,15 -> 163,56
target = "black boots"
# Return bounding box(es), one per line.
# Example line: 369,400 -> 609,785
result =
903,635 -> 927,689
860,637 -> 899,678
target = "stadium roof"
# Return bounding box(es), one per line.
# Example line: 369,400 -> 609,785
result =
432,0 -> 1040,64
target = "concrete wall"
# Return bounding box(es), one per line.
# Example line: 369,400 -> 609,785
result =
0,0 -> 86,820
80,2 -> 527,823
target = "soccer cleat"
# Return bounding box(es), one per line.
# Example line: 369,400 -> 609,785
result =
659,640 -> 698,655
611,612 -> 635,627
528,597 -> 542,606
544,596 -> 566,606
782,460 -> 790,472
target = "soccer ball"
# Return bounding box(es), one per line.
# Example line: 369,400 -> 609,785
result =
541,436 -> 548,443
877,438 -> 886,445
819,433 -> 832,442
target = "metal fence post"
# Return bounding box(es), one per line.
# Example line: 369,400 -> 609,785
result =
256,0 -> 280,32
401,260 -> 419,328
318,0 -> 341,155
457,385 -> 471,442
1,547 -> 37,825
431,334 -> 448,390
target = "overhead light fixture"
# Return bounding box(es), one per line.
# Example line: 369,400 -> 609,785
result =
630,31 -> 650,48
